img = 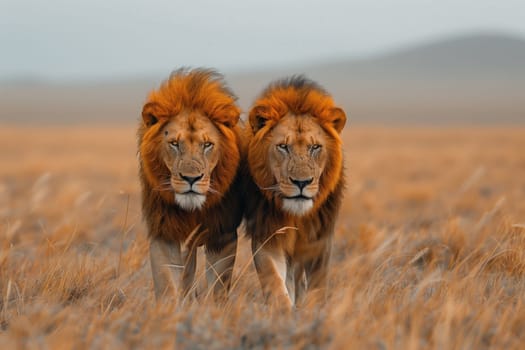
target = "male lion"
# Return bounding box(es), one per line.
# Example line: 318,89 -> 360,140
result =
245,76 -> 346,308
138,68 -> 243,300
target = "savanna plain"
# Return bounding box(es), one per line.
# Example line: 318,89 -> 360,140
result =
0,125 -> 524,349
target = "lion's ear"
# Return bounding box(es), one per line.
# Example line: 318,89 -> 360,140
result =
217,105 -> 240,128
142,102 -> 161,127
249,113 -> 269,133
331,107 -> 347,133
143,113 -> 158,127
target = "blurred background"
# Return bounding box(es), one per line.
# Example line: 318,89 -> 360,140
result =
2,2 -> 525,347
1,0 -> 524,125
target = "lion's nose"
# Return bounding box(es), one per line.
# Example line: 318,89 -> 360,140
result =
290,177 -> 313,190
180,173 -> 204,185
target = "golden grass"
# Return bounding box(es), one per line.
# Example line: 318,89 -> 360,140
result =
0,125 -> 525,349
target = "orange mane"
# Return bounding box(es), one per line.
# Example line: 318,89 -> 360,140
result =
143,67 -> 240,127
248,76 -> 346,140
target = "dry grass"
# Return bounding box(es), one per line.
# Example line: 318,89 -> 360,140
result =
0,125 -> 524,349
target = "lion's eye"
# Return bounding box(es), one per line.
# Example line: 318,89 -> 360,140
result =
203,141 -> 214,150
309,144 -> 322,155
277,144 -> 289,152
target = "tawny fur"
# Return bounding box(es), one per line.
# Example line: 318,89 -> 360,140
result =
244,76 -> 346,308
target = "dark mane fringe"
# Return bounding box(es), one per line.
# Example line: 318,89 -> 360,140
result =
259,75 -> 328,98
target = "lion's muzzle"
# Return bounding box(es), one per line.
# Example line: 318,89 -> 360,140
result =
171,172 -> 209,211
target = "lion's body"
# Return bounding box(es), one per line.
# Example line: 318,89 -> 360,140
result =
244,76 -> 346,308
138,68 -> 243,300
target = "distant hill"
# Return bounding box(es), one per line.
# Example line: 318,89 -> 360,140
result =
1,32 -> 524,125
310,33 -> 525,79
228,33 -> 525,124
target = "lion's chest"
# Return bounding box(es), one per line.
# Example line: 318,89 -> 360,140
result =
275,216 -> 323,258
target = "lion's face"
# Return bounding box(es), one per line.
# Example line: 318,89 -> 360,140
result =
247,77 -> 346,217
268,114 -> 329,215
161,111 -> 221,211
139,68 -> 241,212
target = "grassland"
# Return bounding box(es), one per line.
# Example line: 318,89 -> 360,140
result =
0,125 -> 524,349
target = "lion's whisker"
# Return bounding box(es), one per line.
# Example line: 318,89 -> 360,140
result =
153,184 -> 173,192
153,180 -> 171,189
207,187 -> 221,195
162,263 -> 184,270
208,182 -> 222,195
260,185 -> 280,191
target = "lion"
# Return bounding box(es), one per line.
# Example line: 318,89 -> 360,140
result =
138,68 -> 243,300
244,76 -> 346,309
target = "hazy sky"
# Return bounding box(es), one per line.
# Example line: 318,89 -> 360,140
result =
2,0 -> 525,81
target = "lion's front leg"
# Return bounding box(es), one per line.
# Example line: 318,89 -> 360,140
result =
252,240 -> 292,310
293,263 -> 307,305
150,237 -> 197,301
149,237 -> 184,300
285,260 -> 306,306
304,236 -> 332,304
180,243 -> 197,299
205,237 -> 237,299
